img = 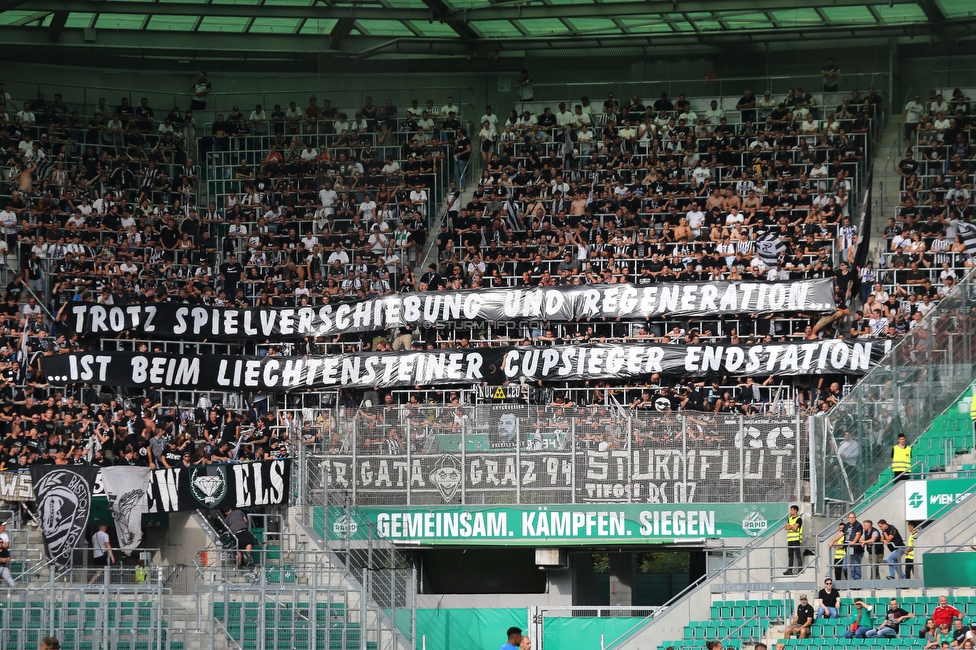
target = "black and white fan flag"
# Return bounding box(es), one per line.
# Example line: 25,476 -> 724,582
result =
958,221 -> 976,255
757,232 -> 786,268
30,466 -> 99,566
101,466 -> 152,553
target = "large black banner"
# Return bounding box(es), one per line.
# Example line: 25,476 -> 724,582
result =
42,340 -> 890,391
65,280 -> 835,340
145,459 -> 291,513
8,459 -> 291,514
30,465 -> 100,565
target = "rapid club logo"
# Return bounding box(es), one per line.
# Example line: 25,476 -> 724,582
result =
332,515 -> 359,537
35,469 -> 93,565
190,466 -> 228,508
742,511 -> 769,537
430,455 -> 463,502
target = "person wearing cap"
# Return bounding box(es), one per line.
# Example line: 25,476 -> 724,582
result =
0,520 -> 13,587
784,594 -> 815,639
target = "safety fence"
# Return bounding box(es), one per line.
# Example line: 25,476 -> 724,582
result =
292,404 -> 807,508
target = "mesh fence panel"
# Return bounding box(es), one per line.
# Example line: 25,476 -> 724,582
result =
299,404 -> 805,508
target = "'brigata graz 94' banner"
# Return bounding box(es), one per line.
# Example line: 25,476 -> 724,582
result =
65,279 -> 835,340
41,339 -> 890,391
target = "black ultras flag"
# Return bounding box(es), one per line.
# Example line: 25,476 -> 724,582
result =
30,466 -> 100,565
145,459 -> 291,513
100,466 -> 151,553
64,280 -> 836,340
41,340 -> 892,392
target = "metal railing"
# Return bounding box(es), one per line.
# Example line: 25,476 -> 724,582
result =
812,267 -> 976,512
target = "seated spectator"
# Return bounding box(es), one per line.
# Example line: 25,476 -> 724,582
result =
845,599 -> 874,638
784,595 -> 815,639
866,598 -> 913,637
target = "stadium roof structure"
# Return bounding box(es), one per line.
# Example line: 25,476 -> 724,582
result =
0,0 -> 974,61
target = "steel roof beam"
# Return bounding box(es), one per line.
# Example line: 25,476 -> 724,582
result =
12,0 -> 929,23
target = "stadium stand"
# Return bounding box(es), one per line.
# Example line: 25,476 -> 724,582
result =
4,11 -> 976,649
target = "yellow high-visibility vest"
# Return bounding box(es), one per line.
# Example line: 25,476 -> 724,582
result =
892,445 -> 913,472
970,393 -> 976,421
787,515 -> 803,543
905,531 -> 918,561
833,532 -> 847,560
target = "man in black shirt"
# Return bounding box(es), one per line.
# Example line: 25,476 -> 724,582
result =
220,254 -> 243,300
816,579 -> 840,619
866,598 -> 912,637
785,595 -> 815,639
877,519 -> 906,579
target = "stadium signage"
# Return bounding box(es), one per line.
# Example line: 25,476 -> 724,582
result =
904,478 -> 976,520
319,503 -> 782,544
65,280 -> 835,340
41,340 -> 889,391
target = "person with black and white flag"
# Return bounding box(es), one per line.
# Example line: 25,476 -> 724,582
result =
756,231 -> 786,270
88,523 -> 115,585
956,220 -> 976,256
0,520 -> 14,587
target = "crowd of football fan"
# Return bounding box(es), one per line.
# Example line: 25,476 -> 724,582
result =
0,75 -> 972,453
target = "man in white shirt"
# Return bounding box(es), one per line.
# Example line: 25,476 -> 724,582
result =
440,96 -> 460,117
285,101 -> 303,133
573,105 -> 592,128
556,103 -> 574,128
691,161 -> 711,187
359,195 -> 378,222
318,182 -> 338,214
903,93 -> 924,143
89,523 -> 115,585
809,162 -> 828,190
249,104 -> 268,135
328,248 -> 350,265
417,111 -> 435,132
381,156 -> 400,175
16,102 -> 35,125
686,203 -> 705,233
930,93 -> 949,116
409,186 -> 428,213
704,100 -> 725,124
0,521 -> 14,588
799,114 -> 819,143
757,91 -> 777,109
479,106 -> 498,130
368,226 -> 389,255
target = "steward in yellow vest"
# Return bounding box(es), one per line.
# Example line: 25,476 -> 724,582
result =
784,505 -> 803,576
892,433 -> 912,480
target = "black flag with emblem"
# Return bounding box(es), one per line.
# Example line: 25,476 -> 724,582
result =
30,465 -> 100,565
